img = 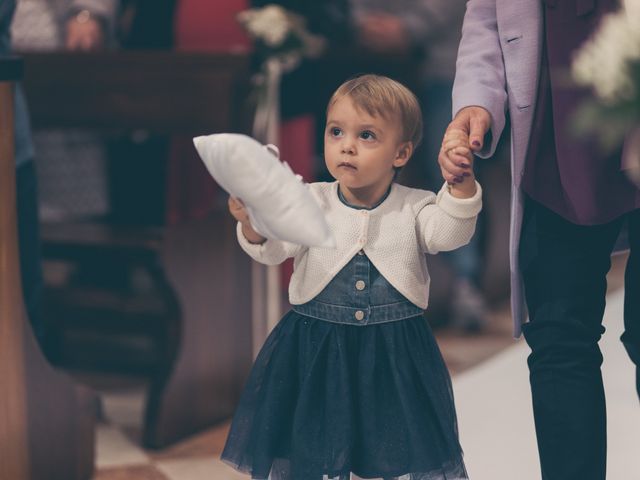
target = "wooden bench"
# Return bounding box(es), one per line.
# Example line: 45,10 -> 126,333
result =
0,56 -> 96,480
21,51 -> 256,448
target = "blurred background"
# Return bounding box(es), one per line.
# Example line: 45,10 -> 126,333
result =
0,1 -> 635,479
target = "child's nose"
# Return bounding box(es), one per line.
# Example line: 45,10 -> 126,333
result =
341,138 -> 356,155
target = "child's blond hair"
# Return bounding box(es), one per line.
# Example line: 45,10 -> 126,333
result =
327,74 -> 423,148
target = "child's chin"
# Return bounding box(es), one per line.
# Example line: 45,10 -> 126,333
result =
337,178 -> 362,189
337,170 -> 361,181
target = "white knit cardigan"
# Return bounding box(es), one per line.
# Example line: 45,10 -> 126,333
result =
237,181 -> 482,309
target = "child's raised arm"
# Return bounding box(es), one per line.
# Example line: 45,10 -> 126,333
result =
439,129 -> 477,199
228,196 -> 267,245
228,195 -> 305,266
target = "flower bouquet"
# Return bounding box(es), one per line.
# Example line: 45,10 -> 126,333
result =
572,0 -> 640,185
237,4 -> 326,144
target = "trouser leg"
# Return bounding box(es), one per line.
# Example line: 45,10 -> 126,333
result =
519,197 -> 623,480
621,209 -> 640,400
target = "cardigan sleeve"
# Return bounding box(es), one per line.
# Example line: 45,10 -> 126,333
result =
236,223 -> 305,265
416,181 -> 482,254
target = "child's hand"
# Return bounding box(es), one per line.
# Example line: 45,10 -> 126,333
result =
228,196 -> 250,223
228,196 -> 267,244
439,128 -> 477,198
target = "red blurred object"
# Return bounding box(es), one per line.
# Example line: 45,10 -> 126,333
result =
174,0 -> 251,52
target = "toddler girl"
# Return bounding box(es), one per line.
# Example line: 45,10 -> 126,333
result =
223,74 -> 480,480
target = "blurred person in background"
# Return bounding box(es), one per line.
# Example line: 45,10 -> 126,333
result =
351,0 -> 490,332
7,0 -> 117,350
117,0 -> 175,50
107,0 -> 175,228
11,0 -> 118,223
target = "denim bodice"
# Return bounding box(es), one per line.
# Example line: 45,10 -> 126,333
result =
292,251 -> 424,325
292,184 -> 423,325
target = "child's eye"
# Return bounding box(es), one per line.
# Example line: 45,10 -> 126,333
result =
329,127 -> 342,137
360,130 -> 376,141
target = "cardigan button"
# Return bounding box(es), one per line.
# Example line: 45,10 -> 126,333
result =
357,249 -> 365,255
354,310 -> 365,321
355,280 -> 365,291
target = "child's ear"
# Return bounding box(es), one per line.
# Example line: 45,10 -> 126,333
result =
393,142 -> 413,168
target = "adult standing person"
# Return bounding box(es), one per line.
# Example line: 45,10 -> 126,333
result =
11,0 -> 118,222
440,0 -> 640,479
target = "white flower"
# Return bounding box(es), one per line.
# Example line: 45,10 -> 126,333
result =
237,5 -> 290,48
237,4 -> 327,73
572,0 -> 640,103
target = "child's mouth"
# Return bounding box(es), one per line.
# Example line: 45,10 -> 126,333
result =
338,162 -> 357,170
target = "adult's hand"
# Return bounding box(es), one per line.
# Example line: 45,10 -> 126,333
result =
438,106 -> 490,183
65,12 -> 104,51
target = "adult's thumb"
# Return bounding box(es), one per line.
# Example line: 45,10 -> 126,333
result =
469,113 -> 489,151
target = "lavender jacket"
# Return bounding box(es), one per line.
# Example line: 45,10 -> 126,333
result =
452,0 -> 544,337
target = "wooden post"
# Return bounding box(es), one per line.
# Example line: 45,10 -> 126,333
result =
0,61 -> 31,480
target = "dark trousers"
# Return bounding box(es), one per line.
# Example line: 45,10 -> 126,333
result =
16,161 -> 45,346
519,196 -> 640,480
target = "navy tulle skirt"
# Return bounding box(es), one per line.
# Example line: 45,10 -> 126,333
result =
221,311 -> 468,480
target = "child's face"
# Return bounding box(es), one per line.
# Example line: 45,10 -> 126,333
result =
324,96 -> 411,200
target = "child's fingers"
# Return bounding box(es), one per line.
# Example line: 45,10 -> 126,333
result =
228,196 -> 241,212
446,145 -> 473,162
228,196 -> 250,223
442,138 -> 472,160
442,138 -> 472,153
229,196 -> 245,208
442,145 -> 473,169
443,146 -> 473,163
438,145 -> 469,181
440,125 -> 474,183
442,126 -> 468,139
442,129 -> 469,145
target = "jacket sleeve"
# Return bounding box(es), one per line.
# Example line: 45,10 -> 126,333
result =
416,182 -> 482,254
236,223 -> 305,265
451,0 -> 507,159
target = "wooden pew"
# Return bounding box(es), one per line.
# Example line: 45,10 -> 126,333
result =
0,57 -> 96,480
21,52 -> 255,448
